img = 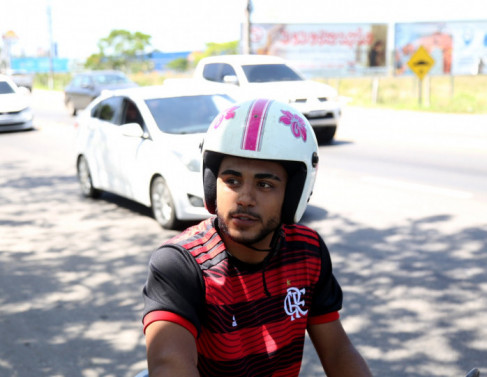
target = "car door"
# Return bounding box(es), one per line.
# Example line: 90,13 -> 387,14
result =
114,98 -> 148,200
80,75 -> 100,109
88,96 -> 125,193
70,75 -> 95,110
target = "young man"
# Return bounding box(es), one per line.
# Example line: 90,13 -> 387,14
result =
142,99 -> 373,377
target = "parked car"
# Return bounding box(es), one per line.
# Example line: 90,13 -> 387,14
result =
7,69 -> 34,92
0,75 -> 34,132
64,70 -> 137,115
194,54 -> 342,143
74,84 -> 235,229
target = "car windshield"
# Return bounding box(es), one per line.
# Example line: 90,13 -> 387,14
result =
93,74 -> 130,85
0,81 -> 15,94
146,94 -> 234,134
242,64 -> 303,83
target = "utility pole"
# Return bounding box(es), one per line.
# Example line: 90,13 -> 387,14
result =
47,0 -> 54,89
242,0 -> 252,54
2,30 -> 18,72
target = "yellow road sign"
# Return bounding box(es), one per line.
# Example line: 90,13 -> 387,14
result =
407,46 -> 435,80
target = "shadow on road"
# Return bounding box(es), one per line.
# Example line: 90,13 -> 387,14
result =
300,213 -> 487,377
1,168 -> 486,377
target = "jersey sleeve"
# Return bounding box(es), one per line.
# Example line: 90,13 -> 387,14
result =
308,235 -> 343,322
142,245 -> 205,336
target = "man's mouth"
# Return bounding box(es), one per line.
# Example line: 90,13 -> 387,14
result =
230,210 -> 260,223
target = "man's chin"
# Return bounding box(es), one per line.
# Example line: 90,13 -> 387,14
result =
217,213 -> 277,247
225,228 -> 258,245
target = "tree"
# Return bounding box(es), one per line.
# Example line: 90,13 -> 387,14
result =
191,41 -> 239,67
204,41 -> 239,57
166,58 -> 189,72
85,29 -> 153,72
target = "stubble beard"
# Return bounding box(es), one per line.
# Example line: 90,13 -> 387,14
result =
216,209 -> 281,247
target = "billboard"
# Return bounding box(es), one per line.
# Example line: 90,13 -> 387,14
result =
395,21 -> 487,76
250,23 -> 389,77
10,57 -> 70,73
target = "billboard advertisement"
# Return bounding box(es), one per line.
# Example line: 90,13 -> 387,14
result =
250,23 -> 389,77
10,57 -> 70,73
395,21 -> 487,76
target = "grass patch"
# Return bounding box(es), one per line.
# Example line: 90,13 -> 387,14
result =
322,75 -> 487,114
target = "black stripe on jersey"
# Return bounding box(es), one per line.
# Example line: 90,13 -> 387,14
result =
198,250 -> 228,272
203,292 -> 310,333
197,333 -> 305,377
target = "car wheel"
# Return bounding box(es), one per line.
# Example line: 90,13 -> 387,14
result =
77,156 -> 100,198
66,99 -> 77,116
150,176 -> 179,229
315,126 -> 337,145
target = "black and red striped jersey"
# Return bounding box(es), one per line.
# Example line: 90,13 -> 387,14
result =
143,217 -> 342,377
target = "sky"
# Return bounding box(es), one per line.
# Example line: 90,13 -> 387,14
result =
1,0 -> 486,60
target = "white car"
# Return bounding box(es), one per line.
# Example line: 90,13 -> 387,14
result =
0,74 -> 33,132
194,54 -> 342,143
74,84 -> 235,229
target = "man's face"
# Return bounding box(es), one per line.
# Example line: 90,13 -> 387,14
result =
216,156 -> 287,248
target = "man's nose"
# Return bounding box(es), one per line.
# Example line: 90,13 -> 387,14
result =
236,183 -> 256,207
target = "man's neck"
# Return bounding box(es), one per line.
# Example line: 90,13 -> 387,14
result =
221,233 -> 272,264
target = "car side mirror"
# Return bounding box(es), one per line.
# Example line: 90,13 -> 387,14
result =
17,86 -> 30,95
121,123 -> 145,138
223,75 -> 239,85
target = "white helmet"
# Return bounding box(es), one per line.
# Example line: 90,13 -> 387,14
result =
201,98 -> 319,224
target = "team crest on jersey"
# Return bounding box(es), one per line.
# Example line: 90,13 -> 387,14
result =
284,287 -> 308,321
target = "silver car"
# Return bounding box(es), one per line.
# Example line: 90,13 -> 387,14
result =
75,84 -> 235,229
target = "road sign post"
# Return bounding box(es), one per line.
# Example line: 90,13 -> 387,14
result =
407,46 -> 435,106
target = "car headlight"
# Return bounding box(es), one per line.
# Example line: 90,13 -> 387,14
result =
19,107 -> 33,121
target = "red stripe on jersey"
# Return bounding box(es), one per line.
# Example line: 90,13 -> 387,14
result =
272,363 -> 301,377
172,219 -> 226,266
194,242 -> 226,265
165,218 -> 227,266
183,224 -> 218,250
204,258 -> 321,305
285,234 -> 320,246
197,318 -> 307,361
307,311 -> 340,325
164,218 -> 212,246
197,340 -> 304,377
283,224 -> 320,246
143,310 -> 198,338
285,223 -> 318,236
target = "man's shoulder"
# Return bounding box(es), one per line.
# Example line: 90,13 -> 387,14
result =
283,223 -> 320,238
161,217 -> 225,260
281,223 -> 323,250
163,217 -> 216,246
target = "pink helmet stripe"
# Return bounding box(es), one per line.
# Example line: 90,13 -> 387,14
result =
241,99 -> 272,151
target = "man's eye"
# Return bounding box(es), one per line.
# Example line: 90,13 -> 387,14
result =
225,178 -> 239,185
258,181 -> 273,189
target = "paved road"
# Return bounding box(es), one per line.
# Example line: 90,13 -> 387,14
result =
1,90 -> 486,377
